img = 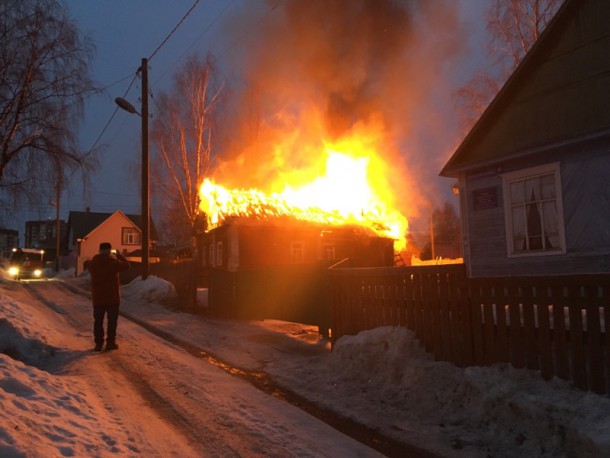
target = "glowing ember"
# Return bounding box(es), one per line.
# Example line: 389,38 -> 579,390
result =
199,142 -> 408,251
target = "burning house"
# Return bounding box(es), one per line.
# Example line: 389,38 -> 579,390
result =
200,217 -> 394,271
196,150 -> 405,330
198,148 -> 406,275
188,0 -> 463,327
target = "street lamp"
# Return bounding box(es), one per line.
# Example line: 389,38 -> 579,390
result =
115,57 -> 149,280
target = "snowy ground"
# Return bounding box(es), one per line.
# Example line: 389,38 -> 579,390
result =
1,269 -> 609,457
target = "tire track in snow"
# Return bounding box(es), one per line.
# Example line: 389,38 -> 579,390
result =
31,280 -> 437,458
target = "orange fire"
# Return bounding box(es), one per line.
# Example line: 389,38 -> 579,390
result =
199,134 -> 408,251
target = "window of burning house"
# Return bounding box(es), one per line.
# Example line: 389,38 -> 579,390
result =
290,242 -> 304,263
122,227 -> 140,245
502,163 -> 566,256
323,245 -> 336,260
216,241 -> 223,267
208,244 -> 214,267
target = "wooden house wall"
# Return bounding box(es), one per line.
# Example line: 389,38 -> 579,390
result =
447,0 -> 610,170
201,223 -> 395,272
238,225 -> 321,268
464,138 -> 610,277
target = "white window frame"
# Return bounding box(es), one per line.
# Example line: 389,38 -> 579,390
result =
122,227 -> 141,245
502,162 -> 566,257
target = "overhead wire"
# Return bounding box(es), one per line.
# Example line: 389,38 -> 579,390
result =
77,0 -> 279,211
148,0 -> 201,62
83,0 -> 202,157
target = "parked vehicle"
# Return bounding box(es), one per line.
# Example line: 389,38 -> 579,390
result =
8,248 -> 44,280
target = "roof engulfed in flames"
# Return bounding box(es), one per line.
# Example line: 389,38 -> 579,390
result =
199,141 -> 408,251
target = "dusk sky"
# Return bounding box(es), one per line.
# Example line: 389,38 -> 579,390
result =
14,0 -> 489,241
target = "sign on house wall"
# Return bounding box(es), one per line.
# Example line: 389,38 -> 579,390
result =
473,186 -> 498,211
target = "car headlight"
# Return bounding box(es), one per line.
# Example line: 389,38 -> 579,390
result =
8,266 -> 19,276
33,269 -> 42,277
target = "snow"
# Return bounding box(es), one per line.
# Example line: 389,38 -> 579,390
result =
1,271 -> 609,457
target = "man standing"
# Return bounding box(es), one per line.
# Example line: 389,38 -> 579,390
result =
88,242 -> 129,351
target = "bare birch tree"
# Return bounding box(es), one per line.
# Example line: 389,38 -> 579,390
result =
151,54 -> 224,246
0,0 -> 97,210
456,0 -> 564,129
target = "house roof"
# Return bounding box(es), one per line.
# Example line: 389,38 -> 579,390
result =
67,210 -> 158,241
441,0 -> 610,177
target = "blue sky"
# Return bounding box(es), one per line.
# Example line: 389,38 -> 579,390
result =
13,0 -> 490,241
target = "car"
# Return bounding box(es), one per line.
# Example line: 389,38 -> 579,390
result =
8,248 -> 45,280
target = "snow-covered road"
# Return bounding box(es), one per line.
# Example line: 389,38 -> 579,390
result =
2,273 -> 610,458
8,279 -> 390,457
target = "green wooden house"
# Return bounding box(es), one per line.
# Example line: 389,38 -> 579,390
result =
441,0 -> 610,277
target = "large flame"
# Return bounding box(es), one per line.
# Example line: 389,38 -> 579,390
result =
199,135 -> 408,251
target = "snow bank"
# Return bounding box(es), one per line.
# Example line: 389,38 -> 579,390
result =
121,275 -> 177,305
1,279 -> 610,457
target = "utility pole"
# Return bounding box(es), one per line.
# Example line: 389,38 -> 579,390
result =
430,206 -> 436,261
55,178 -> 61,272
141,57 -> 150,280
114,58 -> 150,280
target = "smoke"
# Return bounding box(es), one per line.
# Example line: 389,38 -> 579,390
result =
214,0 -> 468,218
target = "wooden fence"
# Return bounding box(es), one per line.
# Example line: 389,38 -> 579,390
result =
328,264 -> 610,394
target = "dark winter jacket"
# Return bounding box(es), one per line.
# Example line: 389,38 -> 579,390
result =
88,253 -> 129,307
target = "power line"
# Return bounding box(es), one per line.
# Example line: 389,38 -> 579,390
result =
148,0 -> 201,61
82,0 -> 202,160
82,74 -> 139,160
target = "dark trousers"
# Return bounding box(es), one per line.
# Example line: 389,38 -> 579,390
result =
93,305 -> 120,345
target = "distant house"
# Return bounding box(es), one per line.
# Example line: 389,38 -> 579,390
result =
66,209 -> 157,275
441,0 -> 610,277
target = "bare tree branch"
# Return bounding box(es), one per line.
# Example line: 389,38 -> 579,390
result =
151,53 -> 224,246
0,0 -> 98,215
455,0 -> 563,132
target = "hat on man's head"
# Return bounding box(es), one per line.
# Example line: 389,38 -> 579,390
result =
99,242 -> 112,253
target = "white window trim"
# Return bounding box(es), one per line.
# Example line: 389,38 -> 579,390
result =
501,162 -> 566,258
122,227 -> 141,245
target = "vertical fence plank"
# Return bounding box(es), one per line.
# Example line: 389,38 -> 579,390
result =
480,280 -> 496,365
446,270 -> 469,368
495,286 -> 510,363
412,272 -> 424,346
468,282 -> 485,365
437,272 -> 452,363
584,284 -> 604,394
522,285 -> 538,370
508,284 -> 525,369
601,281 -> 610,394
568,285 -> 587,390
460,284 -> 475,367
405,273 -> 415,331
537,285 -> 553,381
552,285 -> 570,381
326,266 -> 609,393
421,273 -> 434,354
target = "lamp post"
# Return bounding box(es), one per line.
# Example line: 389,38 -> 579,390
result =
115,57 -> 149,279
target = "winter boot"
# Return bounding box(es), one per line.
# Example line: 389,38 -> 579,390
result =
105,341 -> 119,351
